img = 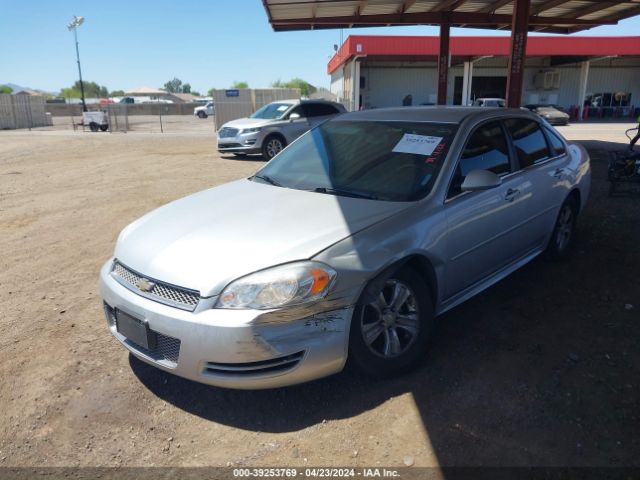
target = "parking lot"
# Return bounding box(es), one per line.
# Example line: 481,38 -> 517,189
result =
0,121 -> 638,469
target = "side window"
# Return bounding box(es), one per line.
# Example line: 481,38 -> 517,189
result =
304,103 -> 339,117
504,118 -> 552,168
448,121 -> 510,198
544,127 -> 566,156
288,105 -> 305,118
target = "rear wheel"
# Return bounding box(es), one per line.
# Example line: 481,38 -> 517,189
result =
262,136 -> 285,160
546,196 -> 578,260
89,122 -> 99,132
348,268 -> 434,378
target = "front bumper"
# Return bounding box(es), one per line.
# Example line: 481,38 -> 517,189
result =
99,260 -> 352,389
217,131 -> 264,154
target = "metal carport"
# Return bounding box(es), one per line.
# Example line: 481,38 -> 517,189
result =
262,0 -> 640,108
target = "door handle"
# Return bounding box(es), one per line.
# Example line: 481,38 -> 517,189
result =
504,188 -> 520,202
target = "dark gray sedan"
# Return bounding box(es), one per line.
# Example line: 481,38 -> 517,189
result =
101,107 -> 590,389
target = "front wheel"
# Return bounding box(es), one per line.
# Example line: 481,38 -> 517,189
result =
197,111 -> 207,119
348,268 -> 435,378
262,136 -> 285,160
89,122 -> 99,132
100,125 -> 108,132
546,196 -> 578,260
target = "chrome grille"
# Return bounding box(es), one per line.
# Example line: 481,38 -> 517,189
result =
111,261 -> 200,311
218,127 -> 239,138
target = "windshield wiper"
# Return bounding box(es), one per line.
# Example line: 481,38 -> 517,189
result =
313,187 -> 378,200
251,174 -> 282,187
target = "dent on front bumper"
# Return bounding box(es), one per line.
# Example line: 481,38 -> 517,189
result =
99,260 -> 352,389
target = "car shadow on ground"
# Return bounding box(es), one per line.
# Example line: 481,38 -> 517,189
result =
221,153 -> 265,162
131,140 -> 639,465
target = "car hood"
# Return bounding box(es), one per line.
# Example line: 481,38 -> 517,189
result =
114,179 -> 408,297
221,117 -> 277,129
537,108 -> 568,118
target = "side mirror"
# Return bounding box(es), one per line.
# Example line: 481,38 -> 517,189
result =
289,112 -> 301,121
461,169 -> 502,192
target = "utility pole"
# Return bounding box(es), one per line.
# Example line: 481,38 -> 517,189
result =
67,16 -> 87,112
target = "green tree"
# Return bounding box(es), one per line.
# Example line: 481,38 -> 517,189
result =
59,81 -> 109,99
0,85 -> 12,94
231,81 -> 248,89
271,78 -> 316,96
110,89 -> 125,97
190,90 -> 201,97
163,77 -> 183,93
207,88 -> 216,97
182,83 -> 191,94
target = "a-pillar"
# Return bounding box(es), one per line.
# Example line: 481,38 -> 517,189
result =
437,23 -> 450,106
506,0 -> 531,108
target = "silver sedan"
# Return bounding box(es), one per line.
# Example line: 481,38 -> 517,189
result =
100,107 -> 591,389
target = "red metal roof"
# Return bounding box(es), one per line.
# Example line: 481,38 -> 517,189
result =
328,35 -> 640,74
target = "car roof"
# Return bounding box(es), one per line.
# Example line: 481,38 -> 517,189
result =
269,99 -> 341,106
336,106 -> 535,124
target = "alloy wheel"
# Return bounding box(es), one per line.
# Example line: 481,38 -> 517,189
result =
360,279 -> 420,358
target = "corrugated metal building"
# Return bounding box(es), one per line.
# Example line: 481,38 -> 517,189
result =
329,36 -> 640,117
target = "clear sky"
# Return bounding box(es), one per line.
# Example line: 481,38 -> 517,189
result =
1,0 -> 639,94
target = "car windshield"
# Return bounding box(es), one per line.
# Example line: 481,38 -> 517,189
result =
250,103 -> 291,119
252,120 -> 458,202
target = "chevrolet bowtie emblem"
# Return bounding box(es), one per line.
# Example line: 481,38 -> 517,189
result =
136,278 -> 156,292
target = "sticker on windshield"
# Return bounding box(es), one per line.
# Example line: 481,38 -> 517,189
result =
277,105 -> 289,112
392,134 -> 443,156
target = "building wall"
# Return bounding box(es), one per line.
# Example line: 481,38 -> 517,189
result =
346,56 -> 640,111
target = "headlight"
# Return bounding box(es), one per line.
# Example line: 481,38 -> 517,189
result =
241,127 -> 262,134
216,261 -> 337,310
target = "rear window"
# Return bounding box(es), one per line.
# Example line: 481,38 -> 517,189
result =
544,127 -> 566,155
504,118 -> 551,168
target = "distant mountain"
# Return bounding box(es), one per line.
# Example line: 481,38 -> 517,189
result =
4,83 -> 29,92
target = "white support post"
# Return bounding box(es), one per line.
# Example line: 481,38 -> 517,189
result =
461,61 -> 474,106
354,60 -> 361,111
577,60 -> 590,121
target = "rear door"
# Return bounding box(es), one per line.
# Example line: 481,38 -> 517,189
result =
443,120 -> 537,299
503,118 -> 570,246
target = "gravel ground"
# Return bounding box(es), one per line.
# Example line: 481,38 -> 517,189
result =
0,122 -> 638,470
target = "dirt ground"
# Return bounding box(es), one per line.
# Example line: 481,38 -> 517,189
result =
0,122 -> 638,471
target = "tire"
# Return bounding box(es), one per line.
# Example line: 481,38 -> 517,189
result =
262,135 -> 285,160
348,267 -> 435,378
100,125 -> 108,132
546,195 -> 578,260
89,122 -> 99,132
197,111 -> 207,119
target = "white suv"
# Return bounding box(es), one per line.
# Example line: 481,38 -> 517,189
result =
217,99 -> 346,159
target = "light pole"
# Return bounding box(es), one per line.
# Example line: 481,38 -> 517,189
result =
67,15 -> 87,112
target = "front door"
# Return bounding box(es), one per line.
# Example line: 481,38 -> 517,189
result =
443,120 -> 535,299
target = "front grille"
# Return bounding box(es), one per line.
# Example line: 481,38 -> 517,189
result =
111,261 -> 200,311
217,143 -> 243,149
203,351 -> 304,377
103,302 -> 181,365
218,127 -> 239,138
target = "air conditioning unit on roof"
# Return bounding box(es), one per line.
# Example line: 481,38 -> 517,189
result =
534,70 -> 561,90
